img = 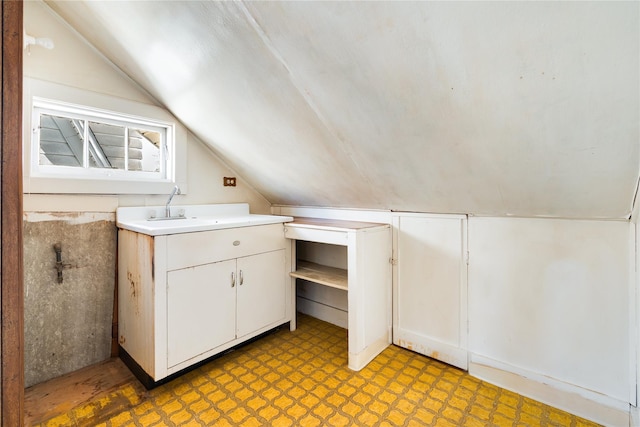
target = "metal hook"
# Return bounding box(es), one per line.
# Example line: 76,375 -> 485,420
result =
53,243 -> 71,284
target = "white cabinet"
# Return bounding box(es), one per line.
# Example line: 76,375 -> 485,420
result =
284,218 -> 392,371
167,250 -> 287,367
237,250 -> 287,338
167,259 -> 236,368
392,213 -> 468,370
118,223 -> 291,385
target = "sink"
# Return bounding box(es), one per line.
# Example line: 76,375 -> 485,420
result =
116,204 -> 293,236
147,216 -> 188,221
143,217 -> 204,227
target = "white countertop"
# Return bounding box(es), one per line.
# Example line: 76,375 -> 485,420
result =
116,203 -> 293,236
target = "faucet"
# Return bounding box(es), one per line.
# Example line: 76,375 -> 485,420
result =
166,185 -> 181,218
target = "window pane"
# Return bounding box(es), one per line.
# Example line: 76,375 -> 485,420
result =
33,98 -> 172,186
129,128 -> 161,172
87,121 -> 126,169
38,114 -> 84,167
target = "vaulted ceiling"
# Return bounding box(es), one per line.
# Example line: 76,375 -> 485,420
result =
45,1 -> 639,219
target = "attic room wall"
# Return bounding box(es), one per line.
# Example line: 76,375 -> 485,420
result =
23,0 -> 270,212
22,0 -> 270,387
42,1 -> 638,218
467,217 -> 633,426
275,205 -> 634,425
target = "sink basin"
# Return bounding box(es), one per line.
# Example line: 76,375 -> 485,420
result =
116,204 -> 293,236
147,216 -> 188,222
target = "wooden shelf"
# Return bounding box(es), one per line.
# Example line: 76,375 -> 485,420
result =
290,260 -> 348,291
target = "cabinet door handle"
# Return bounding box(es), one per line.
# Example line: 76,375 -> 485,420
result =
239,270 -> 244,285
231,272 -> 235,287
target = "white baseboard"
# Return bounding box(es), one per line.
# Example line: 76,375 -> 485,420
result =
630,405 -> 639,427
349,333 -> 391,371
469,354 -> 630,427
394,328 -> 468,370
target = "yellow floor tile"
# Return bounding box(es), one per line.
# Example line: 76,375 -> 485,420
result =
40,314 -> 602,427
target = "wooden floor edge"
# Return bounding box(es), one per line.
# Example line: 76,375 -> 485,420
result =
24,357 -> 143,426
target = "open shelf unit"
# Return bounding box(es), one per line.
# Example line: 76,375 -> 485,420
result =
284,217 -> 392,371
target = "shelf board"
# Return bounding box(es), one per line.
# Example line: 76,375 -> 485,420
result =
288,217 -> 388,231
290,260 -> 348,291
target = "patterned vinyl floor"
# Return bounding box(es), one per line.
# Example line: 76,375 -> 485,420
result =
40,314 -> 600,426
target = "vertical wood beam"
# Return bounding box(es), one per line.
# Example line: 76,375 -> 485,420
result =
1,1 -> 24,425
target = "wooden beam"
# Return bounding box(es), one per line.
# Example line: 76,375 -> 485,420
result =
1,1 -> 24,425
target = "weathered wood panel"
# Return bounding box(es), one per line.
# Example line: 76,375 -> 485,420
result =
24,358 -> 142,426
1,1 -> 24,425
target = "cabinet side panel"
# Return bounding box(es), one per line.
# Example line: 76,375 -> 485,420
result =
118,229 -> 155,375
349,227 -> 392,359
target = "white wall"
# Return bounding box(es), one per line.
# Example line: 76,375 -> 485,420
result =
468,217 -> 633,425
23,0 -> 270,214
47,1 -> 640,218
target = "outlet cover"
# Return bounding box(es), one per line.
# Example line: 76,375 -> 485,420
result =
223,177 -> 237,187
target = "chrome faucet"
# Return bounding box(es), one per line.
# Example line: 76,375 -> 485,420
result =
166,185 -> 181,218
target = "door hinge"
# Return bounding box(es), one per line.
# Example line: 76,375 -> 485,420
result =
465,251 -> 470,265
389,257 -> 397,266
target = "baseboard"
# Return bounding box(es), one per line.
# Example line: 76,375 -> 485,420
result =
120,324 -> 289,390
349,333 -> 391,371
394,328 -> 468,370
119,346 -> 159,390
469,354 -> 630,427
630,405 -> 639,427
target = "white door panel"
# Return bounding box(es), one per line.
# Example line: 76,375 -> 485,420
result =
237,250 -> 287,338
393,214 -> 468,369
167,259 -> 236,367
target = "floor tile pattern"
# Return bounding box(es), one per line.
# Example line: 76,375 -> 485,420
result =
39,314 -> 600,426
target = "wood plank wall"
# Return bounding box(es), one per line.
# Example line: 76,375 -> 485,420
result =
2,1 -> 24,425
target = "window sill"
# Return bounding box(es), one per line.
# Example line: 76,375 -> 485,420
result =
25,175 -> 185,196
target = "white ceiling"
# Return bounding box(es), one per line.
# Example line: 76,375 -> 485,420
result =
46,1 -> 639,218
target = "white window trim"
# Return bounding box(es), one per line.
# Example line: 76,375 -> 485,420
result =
23,78 -> 188,195
32,98 -> 173,181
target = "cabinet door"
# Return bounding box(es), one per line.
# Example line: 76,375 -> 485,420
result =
236,250 -> 286,338
393,214 -> 468,369
167,259 -> 236,367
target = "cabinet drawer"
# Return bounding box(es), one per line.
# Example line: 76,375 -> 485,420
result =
167,223 -> 287,271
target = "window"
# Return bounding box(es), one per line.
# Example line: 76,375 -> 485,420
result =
23,78 -> 187,195
32,98 -> 172,182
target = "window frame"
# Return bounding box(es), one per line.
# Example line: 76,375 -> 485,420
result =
23,78 -> 187,195
32,98 -> 173,182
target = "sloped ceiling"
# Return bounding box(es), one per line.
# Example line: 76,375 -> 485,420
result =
45,1 -> 639,218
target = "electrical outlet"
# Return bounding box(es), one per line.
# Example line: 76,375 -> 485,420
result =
223,177 -> 236,187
